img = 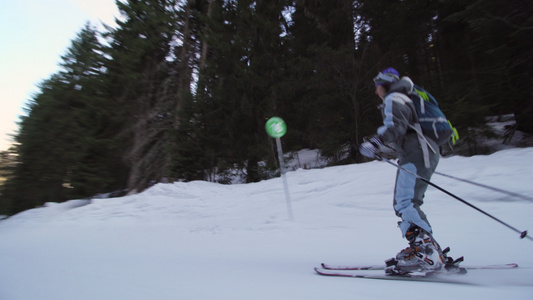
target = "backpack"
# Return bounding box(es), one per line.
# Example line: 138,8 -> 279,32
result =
409,85 -> 458,146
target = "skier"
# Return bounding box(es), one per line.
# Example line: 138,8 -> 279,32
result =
359,68 -> 446,273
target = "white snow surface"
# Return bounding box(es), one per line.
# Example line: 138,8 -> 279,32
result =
1,148 -> 533,300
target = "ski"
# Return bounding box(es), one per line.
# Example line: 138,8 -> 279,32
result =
321,262 -> 518,271
320,263 -> 383,271
314,267 -> 474,285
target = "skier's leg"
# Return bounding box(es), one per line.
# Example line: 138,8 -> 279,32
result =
393,163 -> 433,236
390,144 -> 444,271
393,136 -> 440,236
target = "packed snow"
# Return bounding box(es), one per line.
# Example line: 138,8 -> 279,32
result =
1,148 -> 532,300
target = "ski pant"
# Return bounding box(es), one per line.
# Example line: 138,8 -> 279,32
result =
393,135 -> 440,237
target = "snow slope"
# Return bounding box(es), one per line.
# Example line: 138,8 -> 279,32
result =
1,148 -> 533,300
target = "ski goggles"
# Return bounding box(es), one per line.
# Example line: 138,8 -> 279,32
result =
373,72 -> 399,86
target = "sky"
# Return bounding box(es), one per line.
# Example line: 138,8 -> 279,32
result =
0,0 -> 120,151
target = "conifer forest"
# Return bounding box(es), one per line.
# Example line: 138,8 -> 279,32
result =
1,0 -> 532,215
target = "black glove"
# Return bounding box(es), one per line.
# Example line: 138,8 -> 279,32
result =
359,136 -> 384,158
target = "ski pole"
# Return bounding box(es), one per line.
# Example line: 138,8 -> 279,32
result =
374,154 -> 533,242
382,144 -> 533,202
433,171 -> 533,202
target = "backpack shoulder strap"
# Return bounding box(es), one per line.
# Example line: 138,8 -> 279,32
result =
409,123 -> 437,168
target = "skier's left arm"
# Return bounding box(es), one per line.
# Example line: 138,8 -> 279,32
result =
359,93 -> 412,158
376,93 -> 413,144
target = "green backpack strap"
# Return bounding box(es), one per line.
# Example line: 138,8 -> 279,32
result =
447,120 -> 459,144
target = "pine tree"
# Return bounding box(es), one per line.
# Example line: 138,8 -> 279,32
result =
282,0 -> 357,161
442,0 -> 533,134
1,24 -> 125,213
174,0 -> 291,183
105,0 -> 182,191
0,148 -> 16,215
59,23 -> 129,198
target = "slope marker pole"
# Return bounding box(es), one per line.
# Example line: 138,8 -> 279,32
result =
266,117 -> 293,221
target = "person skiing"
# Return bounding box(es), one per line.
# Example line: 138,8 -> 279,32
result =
359,67 -> 446,273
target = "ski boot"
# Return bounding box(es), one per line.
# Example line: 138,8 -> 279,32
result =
385,225 -> 446,275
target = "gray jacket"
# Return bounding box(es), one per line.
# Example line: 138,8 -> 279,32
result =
377,77 -> 438,167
